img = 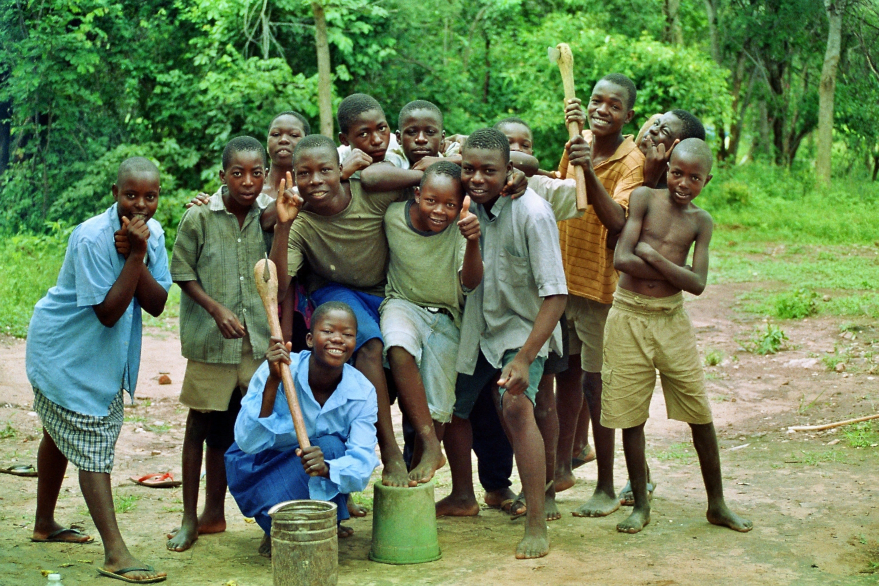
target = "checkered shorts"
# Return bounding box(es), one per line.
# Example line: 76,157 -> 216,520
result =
33,388 -> 125,474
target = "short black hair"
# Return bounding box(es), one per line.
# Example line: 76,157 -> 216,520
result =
222,136 -> 266,170
293,134 -> 339,165
672,138 -> 713,173
463,128 -> 510,164
494,117 -> 531,133
311,301 -> 358,333
398,100 -> 443,130
598,73 -> 637,110
117,157 -> 159,184
420,160 -> 462,190
270,111 -> 311,135
337,93 -> 384,134
669,109 -> 705,141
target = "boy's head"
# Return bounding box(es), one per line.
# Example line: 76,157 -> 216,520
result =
588,73 -> 636,138
396,100 -> 444,165
461,128 -> 511,205
666,138 -> 713,205
307,301 -> 358,368
494,117 -> 533,156
292,134 -> 342,206
267,111 -> 310,167
112,157 -> 161,223
337,93 -> 390,162
412,161 -> 464,234
220,136 -> 266,209
640,109 -> 705,154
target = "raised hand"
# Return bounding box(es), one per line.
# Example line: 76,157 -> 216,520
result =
126,216 -> 150,258
296,445 -> 328,477
184,192 -> 212,209
114,218 -> 131,258
564,97 -> 586,128
340,148 -> 372,180
496,354 -> 530,396
412,155 -> 444,171
276,171 -> 303,224
501,167 -> 528,199
211,304 -> 246,339
643,138 -> 679,188
566,134 -> 593,172
456,195 -> 480,241
266,337 -> 293,379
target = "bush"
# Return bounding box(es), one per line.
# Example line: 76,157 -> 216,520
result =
772,288 -> 818,319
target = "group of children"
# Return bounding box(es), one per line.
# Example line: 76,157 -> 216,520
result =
25,71 -> 752,582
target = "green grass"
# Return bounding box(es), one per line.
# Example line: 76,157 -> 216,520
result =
703,348 -> 724,366
738,323 -> 789,355
0,422 -> 16,439
113,494 -> 140,514
842,421 -> 879,448
653,442 -> 694,461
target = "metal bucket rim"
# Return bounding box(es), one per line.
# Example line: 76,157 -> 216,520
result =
268,499 -> 338,519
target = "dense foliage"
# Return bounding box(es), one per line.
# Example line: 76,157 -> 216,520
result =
1,0 -> 877,237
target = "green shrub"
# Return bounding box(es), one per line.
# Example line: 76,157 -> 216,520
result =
772,288 -> 818,319
739,324 -> 789,355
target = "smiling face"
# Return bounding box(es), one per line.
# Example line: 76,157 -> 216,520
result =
294,146 -> 343,209
396,109 -> 444,165
220,150 -> 265,210
112,170 -> 160,223
666,149 -> 712,206
339,108 -> 390,162
640,111 -> 683,153
267,115 -> 307,167
460,147 -> 510,207
587,79 -> 634,138
497,122 -> 533,155
412,173 -> 463,233
307,309 -> 358,368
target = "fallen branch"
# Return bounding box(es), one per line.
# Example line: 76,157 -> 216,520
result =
788,413 -> 879,432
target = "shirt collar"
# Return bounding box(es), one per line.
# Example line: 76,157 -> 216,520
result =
294,351 -> 367,411
481,193 -> 510,220
583,130 -> 639,169
107,203 -> 123,231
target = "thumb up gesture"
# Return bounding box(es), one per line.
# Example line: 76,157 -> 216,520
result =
457,195 -> 480,241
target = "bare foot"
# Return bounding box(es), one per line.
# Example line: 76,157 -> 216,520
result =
707,505 -> 753,532
100,553 -> 166,583
31,524 -> 93,543
515,526 -> 549,559
436,493 -> 479,517
166,513 -> 226,539
347,494 -> 367,518
338,524 -> 354,538
166,520 -> 198,552
618,480 -> 656,506
258,534 -> 272,558
572,490 -> 621,518
554,470 -> 576,493
545,492 -> 561,522
408,444 -> 446,485
616,507 -> 650,533
382,458 -> 415,487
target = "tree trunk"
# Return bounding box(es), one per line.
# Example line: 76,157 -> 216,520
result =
0,99 -> 10,176
311,2 -> 333,137
872,153 -> 879,181
817,0 -> 845,185
703,0 -> 720,63
664,0 -> 683,45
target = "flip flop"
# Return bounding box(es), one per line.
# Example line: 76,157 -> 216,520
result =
96,565 -> 166,583
31,527 -> 94,544
485,498 -> 515,513
571,444 -> 596,470
509,493 -> 527,521
1,464 -> 38,477
129,473 -> 181,488
618,480 -> 656,506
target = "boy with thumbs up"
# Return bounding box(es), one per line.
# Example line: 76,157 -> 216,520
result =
380,161 -> 482,485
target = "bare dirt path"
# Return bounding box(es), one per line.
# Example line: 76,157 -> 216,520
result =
1,283 -> 877,585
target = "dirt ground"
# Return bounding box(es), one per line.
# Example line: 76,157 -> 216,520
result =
1,282 -> 878,586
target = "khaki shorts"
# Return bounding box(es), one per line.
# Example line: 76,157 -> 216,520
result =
600,288 -> 712,429
566,294 -> 611,373
180,336 -> 262,412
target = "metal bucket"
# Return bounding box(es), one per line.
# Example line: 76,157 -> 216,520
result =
369,480 -> 441,564
269,499 -> 338,586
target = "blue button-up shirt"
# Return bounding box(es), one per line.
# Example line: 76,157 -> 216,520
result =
234,351 -> 380,501
26,204 -> 172,416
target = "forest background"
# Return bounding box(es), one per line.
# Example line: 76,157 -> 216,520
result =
1,0 -> 878,337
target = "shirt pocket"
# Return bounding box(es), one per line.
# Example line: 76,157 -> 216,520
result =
497,247 -> 532,286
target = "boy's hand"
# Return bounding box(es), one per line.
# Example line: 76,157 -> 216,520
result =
114,221 -> 131,258
634,241 -> 658,262
276,172 -> 303,225
497,354 -> 531,396
643,138 -> 679,187
566,135 -> 593,172
125,216 -> 150,258
341,149 -> 372,180
296,446 -> 329,478
565,98 -> 586,128
211,305 -> 246,338
501,168 -> 528,199
457,196 -> 480,241
184,192 -> 212,209
411,155 -> 443,171
266,336 -> 293,379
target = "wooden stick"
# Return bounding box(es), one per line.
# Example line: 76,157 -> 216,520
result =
788,413 -> 879,432
254,258 -> 310,449
554,43 -> 589,211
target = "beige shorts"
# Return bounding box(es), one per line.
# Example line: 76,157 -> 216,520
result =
566,294 -> 612,373
180,336 -> 262,412
600,288 -> 712,429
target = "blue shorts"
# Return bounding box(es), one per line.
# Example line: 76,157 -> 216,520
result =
311,284 -> 384,351
453,350 -> 546,419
